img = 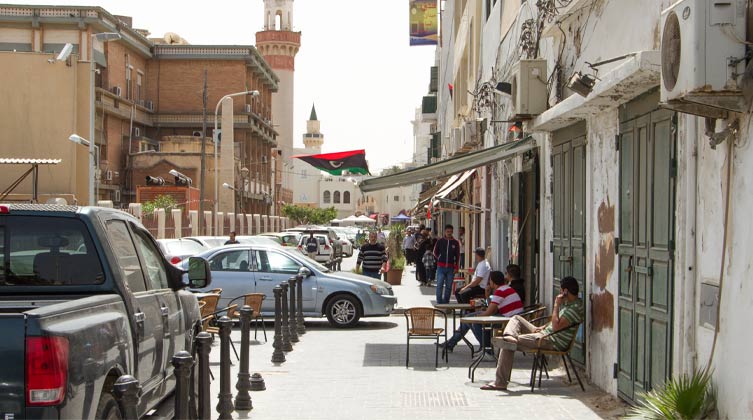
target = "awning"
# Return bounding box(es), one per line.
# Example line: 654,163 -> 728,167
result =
436,169 -> 475,199
359,136 -> 536,192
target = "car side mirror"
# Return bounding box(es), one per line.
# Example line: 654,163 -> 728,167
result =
298,267 -> 312,278
188,257 -> 212,288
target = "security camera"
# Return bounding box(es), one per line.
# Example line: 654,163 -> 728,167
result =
56,43 -> 74,62
145,176 -> 166,186
169,169 -> 192,186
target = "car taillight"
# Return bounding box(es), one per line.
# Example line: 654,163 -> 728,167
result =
170,256 -> 182,265
324,245 -> 331,250
0,205 -> 9,214
26,336 -> 69,406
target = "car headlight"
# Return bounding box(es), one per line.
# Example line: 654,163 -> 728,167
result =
370,284 -> 390,295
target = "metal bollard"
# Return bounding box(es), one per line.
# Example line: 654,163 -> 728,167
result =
195,331 -> 213,420
280,282 -> 293,352
234,305 -> 253,411
172,351 -> 194,420
250,372 -> 267,391
112,375 -> 140,420
271,285 -> 286,364
296,274 -> 306,335
216,316 -> 235,419
288,277 -> 300,343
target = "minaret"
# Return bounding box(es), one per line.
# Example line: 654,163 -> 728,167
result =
256,0 -> 301,201
303,104 -> 323,152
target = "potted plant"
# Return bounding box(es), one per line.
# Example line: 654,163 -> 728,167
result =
626,367 -> 717,419
385,224 -> 405,285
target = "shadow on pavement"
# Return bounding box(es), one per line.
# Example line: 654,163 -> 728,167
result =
303,319 -> 399,331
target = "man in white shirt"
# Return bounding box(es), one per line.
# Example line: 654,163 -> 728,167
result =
403,229 -> 416,265
455,248 -> 491,303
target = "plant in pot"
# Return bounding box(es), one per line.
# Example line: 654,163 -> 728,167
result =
385,224 -> 405,285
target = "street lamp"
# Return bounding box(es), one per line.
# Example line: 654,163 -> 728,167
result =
69,134 -> 99,174
213,90 -> 259,219
88,32 -> 121,205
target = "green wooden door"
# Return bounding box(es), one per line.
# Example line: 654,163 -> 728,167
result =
552,123 -> 587,365
617,105 -> 675,402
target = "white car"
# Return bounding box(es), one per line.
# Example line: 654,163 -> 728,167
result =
297,233 -> 333,264
340,237 -> 353,257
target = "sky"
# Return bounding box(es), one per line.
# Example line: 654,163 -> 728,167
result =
12,0 -> 437,173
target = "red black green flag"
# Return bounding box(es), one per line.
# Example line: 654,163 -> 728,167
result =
292,149 -> 370,175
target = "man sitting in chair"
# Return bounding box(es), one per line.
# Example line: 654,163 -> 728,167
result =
438,271 -> 523,352
481,276 -> 583,391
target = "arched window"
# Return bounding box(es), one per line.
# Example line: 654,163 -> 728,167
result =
323,190 -> 331,203
275,11 -> 283,30
334,191 -> 341,204
343,191 -> 351,204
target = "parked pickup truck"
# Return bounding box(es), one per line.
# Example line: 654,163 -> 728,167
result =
0,204 -> 211,419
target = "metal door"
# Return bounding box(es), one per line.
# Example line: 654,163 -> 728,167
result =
552,122 -> 587,364
617,102 -> 675,402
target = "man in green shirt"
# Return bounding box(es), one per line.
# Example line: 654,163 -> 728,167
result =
481,276 -> 583,391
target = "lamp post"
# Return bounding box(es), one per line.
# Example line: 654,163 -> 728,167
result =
69,134 -> 99,167
221,182 -> 239,215
213,90 -> 259,224
88,32 -> 121,205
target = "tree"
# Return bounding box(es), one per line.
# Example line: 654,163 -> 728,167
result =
281,204 -> 337,226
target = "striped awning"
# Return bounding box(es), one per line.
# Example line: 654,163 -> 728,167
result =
0,158 -> 62,165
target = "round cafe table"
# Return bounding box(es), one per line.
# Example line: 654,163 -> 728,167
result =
459,316 -> 511,382
433,303 -> 475,354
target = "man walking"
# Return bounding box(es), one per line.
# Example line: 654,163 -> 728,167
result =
356,231 -> 387,279
433,224 -> 461,304
455,248 -> 491,303
224,231 -> 240,245
403,229 -> 416,266
305,232 -> 319,259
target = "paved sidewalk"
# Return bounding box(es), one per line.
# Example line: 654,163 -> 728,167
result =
206,259 -> 627,419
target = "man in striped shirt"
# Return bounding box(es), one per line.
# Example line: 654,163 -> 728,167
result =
482,276 -> 584,391
439,271 -> 523,352
356,231 -> 387,279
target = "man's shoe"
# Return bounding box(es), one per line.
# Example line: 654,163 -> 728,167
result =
436,342 -> 454,352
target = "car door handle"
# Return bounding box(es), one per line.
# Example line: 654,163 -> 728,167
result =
134,312 -> 146,323
259,277 -> 273,281
160,305 -> 169,317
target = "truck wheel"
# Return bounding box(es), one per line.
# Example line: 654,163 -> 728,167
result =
325,294 -> 361,328
95,392 -> 123,420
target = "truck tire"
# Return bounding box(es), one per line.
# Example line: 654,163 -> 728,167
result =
325,294 -> 361,328
95,392 -> 123,420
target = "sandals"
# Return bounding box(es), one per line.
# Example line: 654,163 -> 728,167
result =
480,384 -> 507,391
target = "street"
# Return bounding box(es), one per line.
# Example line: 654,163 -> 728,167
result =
207,255 -> 626,420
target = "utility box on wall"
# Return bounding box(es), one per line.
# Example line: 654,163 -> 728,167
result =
512,59 -> 548,119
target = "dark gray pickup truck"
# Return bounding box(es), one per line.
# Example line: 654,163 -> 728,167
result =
0,204 -> 211,419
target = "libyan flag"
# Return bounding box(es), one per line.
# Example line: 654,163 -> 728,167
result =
292,149 -> 370,175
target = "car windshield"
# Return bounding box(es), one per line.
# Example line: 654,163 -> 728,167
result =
0,216 -> 105,286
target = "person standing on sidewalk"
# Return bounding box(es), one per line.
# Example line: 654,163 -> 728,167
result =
403,229 -> 416,266
305,232 -> 319,259
356,231 -> 387,279
422,247 -> 436,285
433,224 -> 461,304
458,226 -> 466,269
455,247 -> 491,303
414,229 -> 427,285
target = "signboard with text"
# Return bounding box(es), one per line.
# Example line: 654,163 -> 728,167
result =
409,0 -> 438,46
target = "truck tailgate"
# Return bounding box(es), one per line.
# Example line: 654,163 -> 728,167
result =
0,313 -> 26,417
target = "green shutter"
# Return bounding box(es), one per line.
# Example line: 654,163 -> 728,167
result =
429,66 -> 438,93
421,95 -> 437,114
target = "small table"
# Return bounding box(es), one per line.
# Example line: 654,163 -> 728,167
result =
459,316 -> 511,382
433,303 -> 475,354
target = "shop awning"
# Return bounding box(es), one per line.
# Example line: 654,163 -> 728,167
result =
436,169 -> 475,199
359,136 -> 536,193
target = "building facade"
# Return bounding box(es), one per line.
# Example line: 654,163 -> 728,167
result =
367,1 -> 753,417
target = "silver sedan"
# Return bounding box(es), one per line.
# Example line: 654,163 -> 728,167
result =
187,244 -> 397,327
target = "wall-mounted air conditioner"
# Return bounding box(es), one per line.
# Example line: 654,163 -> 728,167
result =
244,104 -> 252,113
145,100 -> 154,111
133,127 -> 140,137
112,86 -> 122,97
660,0 -> 746,118
105,170 -> 113,181
510,59 -> 547,120
114,189 -> 121,203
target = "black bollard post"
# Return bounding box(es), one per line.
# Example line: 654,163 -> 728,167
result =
296,274 -> 306,335
195,331 -> 212,420
112,375 -> 140,420
234,305 -> 253,411
271,285 -> 286,364
288,277 -> 300,343
280,282 -> 293,352
172,351 -> 194,420
216,316 -> 235,419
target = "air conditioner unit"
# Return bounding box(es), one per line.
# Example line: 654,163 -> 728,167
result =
244,104 -> 252,113
105,170 -> 113,181
192,131 -> 202,137
145,100 -> 154,111
133,127 -> 140,137
510,59 -> 547,119
137,99 -> 145,107
113,189 -> 121,203
452,127 -> 463,151
660,0 -> 746,118
112,86 -> 122,97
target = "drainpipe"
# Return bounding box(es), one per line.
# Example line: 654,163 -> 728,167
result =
683,115 -> 698,373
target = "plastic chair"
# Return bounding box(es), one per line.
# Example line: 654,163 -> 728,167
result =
403,307 -> 447,368
528,322 -> 585,392
228,293 -> 268,342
